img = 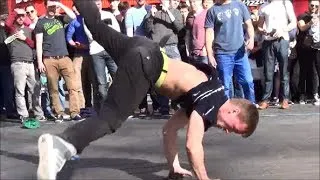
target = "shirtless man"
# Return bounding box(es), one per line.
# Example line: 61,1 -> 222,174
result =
37,1 -> 259,180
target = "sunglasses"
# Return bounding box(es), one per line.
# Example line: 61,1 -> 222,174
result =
310,4 -> 319,8
26,10 -> 35,14
17,14 -> 26,17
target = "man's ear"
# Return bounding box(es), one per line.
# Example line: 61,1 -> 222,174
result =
232,106 -> 241,115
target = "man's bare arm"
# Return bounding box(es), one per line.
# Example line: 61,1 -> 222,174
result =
36,33 -> 46,73
244,19 -> 254,50
186,111 -> 209,180
205,28 -> 216,67
257,15 -> 266,34
56,1 -> 76,19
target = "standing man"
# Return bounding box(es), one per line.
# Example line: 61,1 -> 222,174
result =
25,4 -> 39,29
34,0 -> 82,121
125,0 -> 148,37
82,0 -> 120,113
66,6 -> 91,109
0,14 -> 16,120
257,0 -> 297,109
205,0 -> 256,104
5,8 -> 44,122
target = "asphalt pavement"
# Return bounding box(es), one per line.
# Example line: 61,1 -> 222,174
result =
0,104 -> 319,180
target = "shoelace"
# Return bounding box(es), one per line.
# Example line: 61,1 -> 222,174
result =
54,149 -> 67,172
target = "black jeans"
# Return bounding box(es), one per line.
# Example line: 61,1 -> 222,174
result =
297,47 -> 318,96
315,49 -> 320,94
261,38 -> 290,101
60,0 -> 163,153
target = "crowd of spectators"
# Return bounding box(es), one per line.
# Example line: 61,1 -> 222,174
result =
0,0 -> 319,123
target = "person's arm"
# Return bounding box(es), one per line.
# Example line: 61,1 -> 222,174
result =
143,10 -> 154,36
19,31 -> 35,48
204,8 -> 216,67
35,33 -> 46,73
66,19 -> 77,46
83,20 -> 94,42
110,13 -> 121,32
283,1 -> 297,32
298,18 -> 312,32
169,9 -> 184,33
205,28 -> 216,67
240,2 -> 254,50
125,8 -> 134,37
51,1 -> 76,20
257,15 -> 266,35
5,10 -> 17,34
244,19 -> 254,50
186,111 -> 209,180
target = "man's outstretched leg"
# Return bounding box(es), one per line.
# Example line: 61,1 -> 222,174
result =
163,109 -> 193,178
36,47 -> 159,179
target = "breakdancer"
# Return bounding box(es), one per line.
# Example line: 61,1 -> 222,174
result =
37,0 -> 259,180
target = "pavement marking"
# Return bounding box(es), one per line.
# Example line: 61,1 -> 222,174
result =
261,112 -> 320,117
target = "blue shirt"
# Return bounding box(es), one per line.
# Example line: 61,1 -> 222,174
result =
66,15 -> 89,54
205,1 -> 250,54
125,6 -> 148,36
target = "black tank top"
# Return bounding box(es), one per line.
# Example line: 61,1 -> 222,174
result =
177,63 -> 228,131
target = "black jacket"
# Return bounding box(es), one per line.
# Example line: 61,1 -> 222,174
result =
0,26 -> 10,66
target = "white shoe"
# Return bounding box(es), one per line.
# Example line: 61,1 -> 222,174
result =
37,134 -> 77,180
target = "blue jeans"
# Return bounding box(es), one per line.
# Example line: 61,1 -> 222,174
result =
42,78 -> 65,116
261,39 -> 290,101
91,50 -> 118,112
164,44 -> 181,59
0,66 -> 15,115
216,49 -> 256,103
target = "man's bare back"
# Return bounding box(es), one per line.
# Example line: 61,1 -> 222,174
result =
158,59 -> 209,99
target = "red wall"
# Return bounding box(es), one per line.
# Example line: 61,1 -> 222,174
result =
293,0 -> 308,16
7,0 -> 161,15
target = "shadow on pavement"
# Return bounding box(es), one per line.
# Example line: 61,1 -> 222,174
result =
0,150 -> 175,180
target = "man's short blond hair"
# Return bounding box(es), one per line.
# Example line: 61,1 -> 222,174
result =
230,98 -> 259,138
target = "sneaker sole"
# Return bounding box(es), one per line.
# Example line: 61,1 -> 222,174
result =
37,134 -> 56,180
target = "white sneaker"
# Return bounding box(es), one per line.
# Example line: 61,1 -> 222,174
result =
37,134 -> 77,180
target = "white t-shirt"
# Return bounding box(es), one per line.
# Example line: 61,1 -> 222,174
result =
84,10 -> 120,55
259,0 -> 296,41
310,13 -> 320,43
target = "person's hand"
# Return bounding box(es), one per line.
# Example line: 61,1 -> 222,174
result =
161,2 -> 169,12
260,29 -> 268,36
47,0 -> 61,7
38,62 -> 46,73
151,5 -> 157,16
15,31 -> 26,41
14,8 -> 25,15
245,38 -> 254,51
272,29 -> 284,38
74,42 -> 88,49
208,55 -> 217,68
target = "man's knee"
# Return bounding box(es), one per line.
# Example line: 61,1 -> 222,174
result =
99,106 -> 128,133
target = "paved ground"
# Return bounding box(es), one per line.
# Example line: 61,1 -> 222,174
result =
0,104 -> 319,180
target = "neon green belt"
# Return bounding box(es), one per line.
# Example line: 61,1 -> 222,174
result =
155,48 -> 169,88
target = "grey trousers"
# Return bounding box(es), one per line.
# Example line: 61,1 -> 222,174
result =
11,62 -> 43,117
